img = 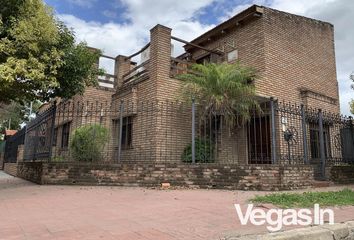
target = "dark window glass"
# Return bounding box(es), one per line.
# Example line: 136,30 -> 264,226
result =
52,128 -> 58,146
196,53 -> 219,65
61,122 -> 70,148
309,123 -> 331,159
121,117 -> 133,149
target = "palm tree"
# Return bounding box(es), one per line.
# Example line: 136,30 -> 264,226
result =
177,62 -> 260,127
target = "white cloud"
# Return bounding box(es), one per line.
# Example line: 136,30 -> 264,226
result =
269,0 -> 336,15
102,10 -> 117,19
58,0 -> 215,72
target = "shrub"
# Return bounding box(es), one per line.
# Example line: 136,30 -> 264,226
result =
181,138 -> 214,163
70,124 -> 108,161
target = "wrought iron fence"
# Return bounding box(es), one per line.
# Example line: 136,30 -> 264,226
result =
21,98 -> 354,177
4,127 -> 26,163
23,103 -> 56,161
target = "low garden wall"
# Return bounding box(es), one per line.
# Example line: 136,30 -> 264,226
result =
17,162 -> 314,190
330,165 -> 354,184
4,162 -> 18,176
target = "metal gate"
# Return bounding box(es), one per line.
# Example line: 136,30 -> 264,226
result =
23,104 -> 56,161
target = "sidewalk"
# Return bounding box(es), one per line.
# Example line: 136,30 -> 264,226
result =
0,171 -> 354,239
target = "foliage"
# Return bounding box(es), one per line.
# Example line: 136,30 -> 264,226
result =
177,62 -> 260,127
181,138 -> 214,163
0,0 -> 102,104
70,124 -> 108,162
52,156 -> 65,162
0,100 -> 41,133
251,188 -> 354,208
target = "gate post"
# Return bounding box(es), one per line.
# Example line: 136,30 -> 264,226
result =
191,98 -> 196,164
318,109 -> 326,179
301,104 -> 309,164
48,101 -> 57,162
117,100 -> 124,162
349,116 -> 354,163
270,97 -> 277,164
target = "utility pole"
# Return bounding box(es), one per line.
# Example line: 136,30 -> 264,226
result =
29,101 -> 33,118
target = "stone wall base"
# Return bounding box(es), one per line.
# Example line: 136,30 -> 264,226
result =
331,166 -> 354,184
17,162 -> 315,191
4,162 -> 18,176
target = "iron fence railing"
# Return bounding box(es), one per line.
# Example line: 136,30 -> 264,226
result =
19,98 -> 354,178
4,127 -> 26,163
23,103 -> 56,161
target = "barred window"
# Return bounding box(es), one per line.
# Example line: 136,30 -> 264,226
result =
113,116 -> 133,149
121,116 -> 133,149
52,127 -> 58,146
309,123 -> 331,159
61,122 -> 71,148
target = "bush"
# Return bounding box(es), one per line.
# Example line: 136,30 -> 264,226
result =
181,138 -> 215,163
70,124 -> 108,161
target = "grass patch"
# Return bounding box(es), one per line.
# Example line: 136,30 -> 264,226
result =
251,188 -> 354,208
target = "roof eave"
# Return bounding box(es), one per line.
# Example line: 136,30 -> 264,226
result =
184,5 -> 264,51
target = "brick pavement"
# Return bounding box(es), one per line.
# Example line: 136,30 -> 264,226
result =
0,171 -> 353,240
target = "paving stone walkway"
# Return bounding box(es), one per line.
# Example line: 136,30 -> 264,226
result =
0,170 -> 354,240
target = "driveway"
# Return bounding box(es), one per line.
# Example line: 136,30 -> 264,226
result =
0,171 -> 354,240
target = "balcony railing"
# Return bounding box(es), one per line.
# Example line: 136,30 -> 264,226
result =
98,73 -> 116,88
122,60 -> 150,84
170,57 -> 197,78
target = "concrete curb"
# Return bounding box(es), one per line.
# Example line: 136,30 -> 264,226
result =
224,221 -> 354,240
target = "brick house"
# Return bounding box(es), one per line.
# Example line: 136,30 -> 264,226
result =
31,60 -> 116,160
16,5 -> 354,189
108,5 -> 340,165
24,4 -> 345,173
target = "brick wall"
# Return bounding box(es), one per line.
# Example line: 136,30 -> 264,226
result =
330,166 -> 354,184
187,6 -> 339,113
17,162 -> 314,191
17,162 -> 43,184
4,162 -> 17,176
109,7 -> 341,165
262,7 -> 339,113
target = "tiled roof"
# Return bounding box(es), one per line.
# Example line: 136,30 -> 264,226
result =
4,130 -> 17,136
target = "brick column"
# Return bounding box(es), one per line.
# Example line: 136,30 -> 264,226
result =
149,24 -> 172,97
114,55 -> 131,88
17,145 -> 25,162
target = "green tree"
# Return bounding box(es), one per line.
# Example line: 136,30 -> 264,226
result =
0,100 -> 41,131
177,62 -> 260,127
70,124 -> 109,162
0,0 -> 102,104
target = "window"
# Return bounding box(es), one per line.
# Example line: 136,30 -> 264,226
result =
227,50 -> 238,62
52,127 -> 58,146
309,123 -> 331,159
61,122 -> 71,148
113,116 -> 133,149
196,53 -> 219,65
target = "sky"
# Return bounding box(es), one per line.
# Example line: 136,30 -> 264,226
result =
44,0 -> 354,115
